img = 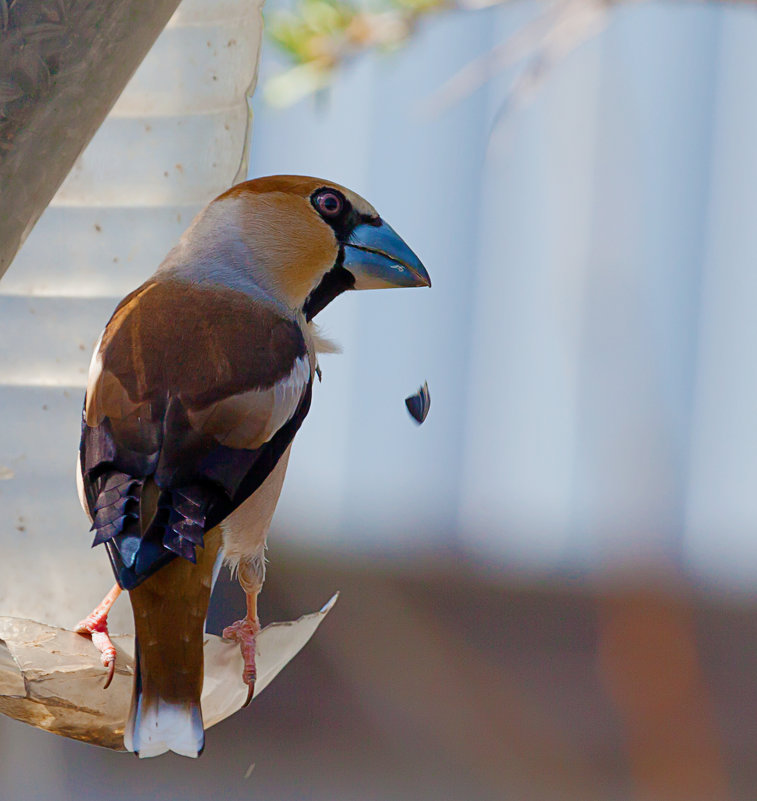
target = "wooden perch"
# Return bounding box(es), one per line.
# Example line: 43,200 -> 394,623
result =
0,594 -> 337,752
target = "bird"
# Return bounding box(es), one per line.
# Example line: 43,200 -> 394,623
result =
74,175 -> 430,758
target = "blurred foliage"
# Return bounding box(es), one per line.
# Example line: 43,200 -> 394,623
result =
263,0 -> 607,111
265,0 -> 450,105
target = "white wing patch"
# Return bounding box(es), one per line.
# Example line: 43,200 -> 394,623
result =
268,355 -> 310,438
187,355 -> 310,450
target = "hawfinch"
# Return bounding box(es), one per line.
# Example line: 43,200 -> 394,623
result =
75,175 -> 430,758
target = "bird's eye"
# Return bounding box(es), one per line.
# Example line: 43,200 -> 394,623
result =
314,190 -> 344,217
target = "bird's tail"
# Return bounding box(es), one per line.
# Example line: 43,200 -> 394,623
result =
124,637 -> 205,758
123,528 -> 222,758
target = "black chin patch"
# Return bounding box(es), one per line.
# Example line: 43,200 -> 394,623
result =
303,252 -> 355,321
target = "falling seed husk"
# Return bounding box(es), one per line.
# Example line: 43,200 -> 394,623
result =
405,381 -> 430,424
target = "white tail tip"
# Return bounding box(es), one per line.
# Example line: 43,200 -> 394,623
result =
124,697 -> 204,758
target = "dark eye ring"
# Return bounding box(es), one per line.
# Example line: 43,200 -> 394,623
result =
314,190 -> 344,217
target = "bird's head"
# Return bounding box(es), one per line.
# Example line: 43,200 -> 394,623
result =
199,175 -> 431,318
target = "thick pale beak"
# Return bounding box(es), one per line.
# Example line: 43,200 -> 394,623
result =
343,220 -> 431,289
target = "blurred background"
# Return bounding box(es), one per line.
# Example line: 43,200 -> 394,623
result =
3,0 -> 757,798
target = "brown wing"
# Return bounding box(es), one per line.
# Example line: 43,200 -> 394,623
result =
79,278 -> 312,589
87,279 -> 308,420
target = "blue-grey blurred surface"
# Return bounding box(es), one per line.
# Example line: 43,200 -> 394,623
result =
251,2 -> 757,592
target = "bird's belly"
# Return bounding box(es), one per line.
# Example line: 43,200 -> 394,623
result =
219,445 -> 292,568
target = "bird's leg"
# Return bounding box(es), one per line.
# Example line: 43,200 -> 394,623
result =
222,556 -> 263,706
75,583 -> 122,689
222,590 -> 260,707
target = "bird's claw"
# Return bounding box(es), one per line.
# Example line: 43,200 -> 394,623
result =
223,618 -> 258,705
103,655 -> 116,690
75,614 -> 118,689
244,682 -> 255,708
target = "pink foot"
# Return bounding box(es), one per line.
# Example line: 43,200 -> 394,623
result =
222,617 -> 259,706
76,611 -> 117,689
